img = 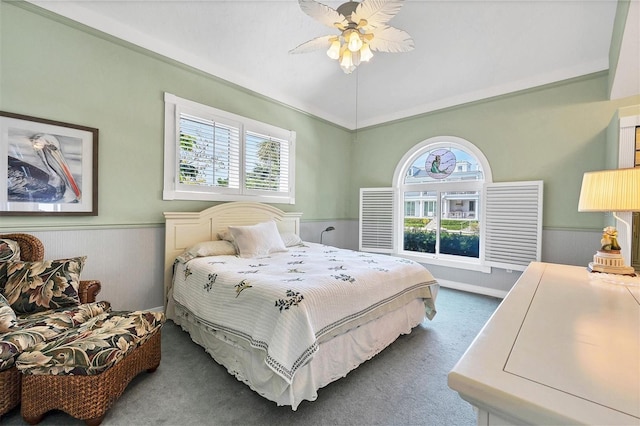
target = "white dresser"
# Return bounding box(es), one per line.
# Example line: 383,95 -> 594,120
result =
448,262 -> 640,425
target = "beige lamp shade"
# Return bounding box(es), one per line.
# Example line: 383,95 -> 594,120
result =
578,168 -> 640,212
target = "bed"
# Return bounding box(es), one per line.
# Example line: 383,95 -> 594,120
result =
164,202 -> 438,410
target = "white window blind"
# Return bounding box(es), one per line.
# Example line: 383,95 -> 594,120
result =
483,181 -> 543,271
164,93 -> 295,204
359,188 -> 395,253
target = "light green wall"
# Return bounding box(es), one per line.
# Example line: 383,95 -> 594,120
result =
0,1 -> 353,228
351,75 -> 640,229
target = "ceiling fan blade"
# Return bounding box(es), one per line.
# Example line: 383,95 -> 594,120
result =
368,25 -> 414,53
289,34 -> 335,54
352,0 -> 405,30
298,0 -> 348,29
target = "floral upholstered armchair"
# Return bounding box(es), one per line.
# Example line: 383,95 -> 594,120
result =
0,233 -> 107,418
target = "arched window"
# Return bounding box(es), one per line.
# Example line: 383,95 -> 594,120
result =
394,136 -> 492,270
360,136 -> 542,273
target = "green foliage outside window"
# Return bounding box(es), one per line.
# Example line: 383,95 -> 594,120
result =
245,140 -> 281,191
440,219 -> 476,231
179,133 -> 198,182
404,218 -> 431,228
404,230 -> 479,258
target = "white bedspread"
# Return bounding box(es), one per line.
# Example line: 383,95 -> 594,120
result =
171,242 -> 437,384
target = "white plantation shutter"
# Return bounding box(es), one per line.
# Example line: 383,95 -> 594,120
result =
359,188 -> 395,253
483,181 -> 543,271
244,131 -> 291,196
177,112 -> 240,191
164,93 -> 295,203
359,181 -> 543,271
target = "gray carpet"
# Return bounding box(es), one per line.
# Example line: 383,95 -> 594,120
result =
2,288 -> 501,425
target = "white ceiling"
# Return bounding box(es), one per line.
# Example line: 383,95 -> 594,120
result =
26,0 -> 638,130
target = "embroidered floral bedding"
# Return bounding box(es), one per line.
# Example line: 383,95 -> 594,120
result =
172,242 -> 438,383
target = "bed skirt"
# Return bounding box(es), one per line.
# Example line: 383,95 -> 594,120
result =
172,297 -> 429,410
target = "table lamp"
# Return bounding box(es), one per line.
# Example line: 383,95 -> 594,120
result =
578,167 -> 640,275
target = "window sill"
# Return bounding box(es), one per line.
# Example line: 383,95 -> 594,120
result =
163,190 -> 294,204
395,251 -> 491,273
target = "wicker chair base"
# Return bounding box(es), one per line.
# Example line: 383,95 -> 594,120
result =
0,367 -> 20,419
21,330 -> 161,426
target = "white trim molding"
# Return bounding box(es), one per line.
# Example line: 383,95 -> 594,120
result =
618,115 -> 639,265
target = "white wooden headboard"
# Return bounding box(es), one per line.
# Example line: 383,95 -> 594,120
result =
163,202 -> 302,308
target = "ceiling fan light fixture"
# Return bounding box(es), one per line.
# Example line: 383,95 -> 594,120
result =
339,49 -> 357,73
347,29 -> 363,52
327,38 -> 341,59
342,64 -> 357,74
360,43 -> 373,62
292,0 -> 413,73
340,49 -> 353,69
351,49 -> 361,66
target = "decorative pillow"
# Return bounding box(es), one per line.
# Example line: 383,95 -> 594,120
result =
0,293 -> 18,333
0,239 -> 20,262
177,240 -> 237,263
229,221 -> 287,258
0,256 -> 85,315
217,229 -> 234,243
220,228 -> 302,248
280,232 -> 303,247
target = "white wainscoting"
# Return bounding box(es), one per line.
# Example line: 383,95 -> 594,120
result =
2,224 -> 601,311
299,220 -> 359,250
19,227 -> 165,312
540,228 -> 602,266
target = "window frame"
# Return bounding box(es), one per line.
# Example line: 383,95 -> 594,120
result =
163,93 -> 296,204
392,136 -> 493,272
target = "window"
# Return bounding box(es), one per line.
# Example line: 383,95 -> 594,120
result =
423,198 -> 436,218
360,136 -> 542,272
399,139 -> 486,266
404,200 -> 417,217
163,93 -> 295,204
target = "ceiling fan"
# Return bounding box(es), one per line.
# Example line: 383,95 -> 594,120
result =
290,0 -> 414,74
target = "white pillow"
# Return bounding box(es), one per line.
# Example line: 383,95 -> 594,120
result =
229,221 -> 287,258
177,240 -> 237,263
219,228 -> 302,248
188,240 -> 237,257
280,232 -> 303,247
217,229 -> 234,243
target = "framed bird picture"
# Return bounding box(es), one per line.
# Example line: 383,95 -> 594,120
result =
0,111 -> 98,216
